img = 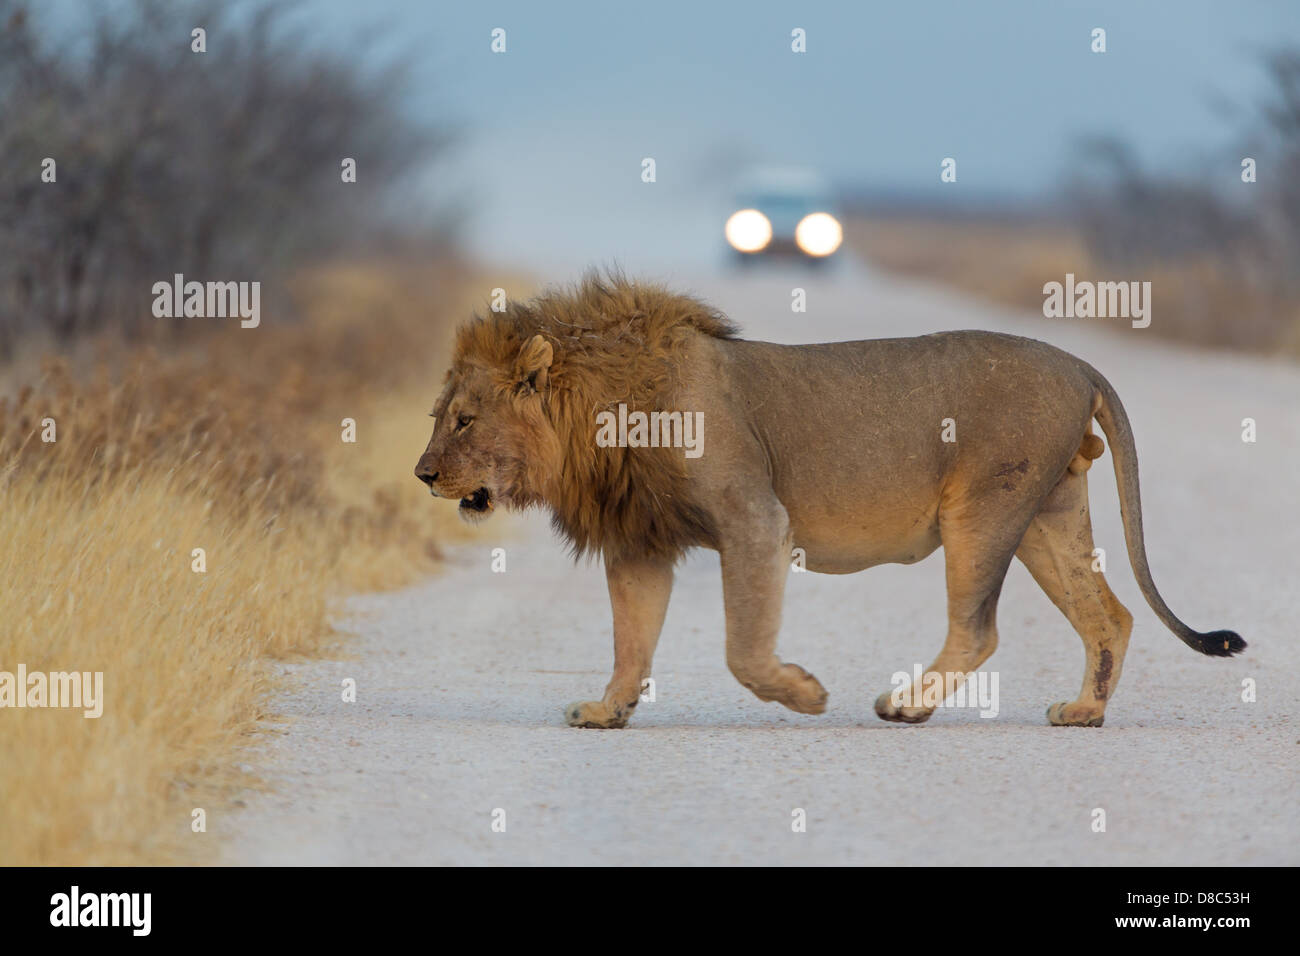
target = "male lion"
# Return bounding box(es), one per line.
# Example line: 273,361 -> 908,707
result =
415,274 -> 1245,729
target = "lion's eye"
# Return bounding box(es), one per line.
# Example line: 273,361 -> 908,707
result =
456,414 -> 474,431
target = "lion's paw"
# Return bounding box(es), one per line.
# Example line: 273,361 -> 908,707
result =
1046,701 -> 1104,727
776,663 -> 828,714
873,691 -> 934,724
564,700 -> 630,729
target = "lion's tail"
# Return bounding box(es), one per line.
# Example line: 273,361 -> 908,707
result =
1090,371 -> 1247,657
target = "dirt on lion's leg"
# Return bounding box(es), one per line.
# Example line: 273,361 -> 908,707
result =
719,499 -> 827,715
876,495 -> 1023,724
1015,467 -> 1133,728
566,551 -> 674,729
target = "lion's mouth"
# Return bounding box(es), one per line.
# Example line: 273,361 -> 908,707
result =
459,486 -> 493,515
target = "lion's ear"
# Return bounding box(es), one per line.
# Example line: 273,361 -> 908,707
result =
515,334 -> 553,393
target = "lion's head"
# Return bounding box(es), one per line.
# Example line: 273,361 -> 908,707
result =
415,332 -> 560,523
414,272 -> 738,557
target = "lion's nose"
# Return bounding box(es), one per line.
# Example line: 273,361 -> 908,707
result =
414,461 -> 439,487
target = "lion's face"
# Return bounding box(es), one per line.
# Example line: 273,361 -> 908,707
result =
414,335 -> 556,523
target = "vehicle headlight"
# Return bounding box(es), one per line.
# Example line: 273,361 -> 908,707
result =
725,209 -> 772,253
794,212 -> 843,257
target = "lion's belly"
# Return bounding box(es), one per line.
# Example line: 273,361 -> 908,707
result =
786,508 -> 942,574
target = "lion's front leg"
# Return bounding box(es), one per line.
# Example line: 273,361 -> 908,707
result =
720,498 -> 828,715
565,551 -> 674,729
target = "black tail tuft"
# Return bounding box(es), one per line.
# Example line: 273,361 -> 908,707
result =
1189,629 -> 1247,657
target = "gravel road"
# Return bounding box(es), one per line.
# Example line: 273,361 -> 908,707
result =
223,263 -> 1299,865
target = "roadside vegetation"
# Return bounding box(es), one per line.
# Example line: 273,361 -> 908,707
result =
0,1 -> 473,863
847,48 -> 1300,357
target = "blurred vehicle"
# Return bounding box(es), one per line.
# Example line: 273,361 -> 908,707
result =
724,166 -> 843,264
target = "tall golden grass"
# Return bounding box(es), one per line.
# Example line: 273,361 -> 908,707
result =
0,255 -> 488,864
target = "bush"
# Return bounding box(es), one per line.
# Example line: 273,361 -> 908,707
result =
0,0 -> 443,350
1066,48 -> 1300,352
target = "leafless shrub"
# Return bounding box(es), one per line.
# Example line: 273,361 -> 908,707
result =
1066,48 -> 1300,351
0,0 -> 445,352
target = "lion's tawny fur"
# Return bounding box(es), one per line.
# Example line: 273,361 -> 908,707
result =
416,272 -> 1245,730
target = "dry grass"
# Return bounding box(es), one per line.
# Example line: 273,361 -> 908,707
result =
0,468 -> 326,863
846,217 -> 1300,355
0,253 -> 489,864
847,218 -> 1089,307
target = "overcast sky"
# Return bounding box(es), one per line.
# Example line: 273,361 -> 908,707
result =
41,0 -> 1300,272
359,0 -> 1298,270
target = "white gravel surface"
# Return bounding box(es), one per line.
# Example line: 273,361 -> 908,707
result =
223,263 -> 1298,865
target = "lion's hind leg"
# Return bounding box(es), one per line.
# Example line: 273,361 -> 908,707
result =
874,494 -> 1022,725
1015,464 -> 1133,727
